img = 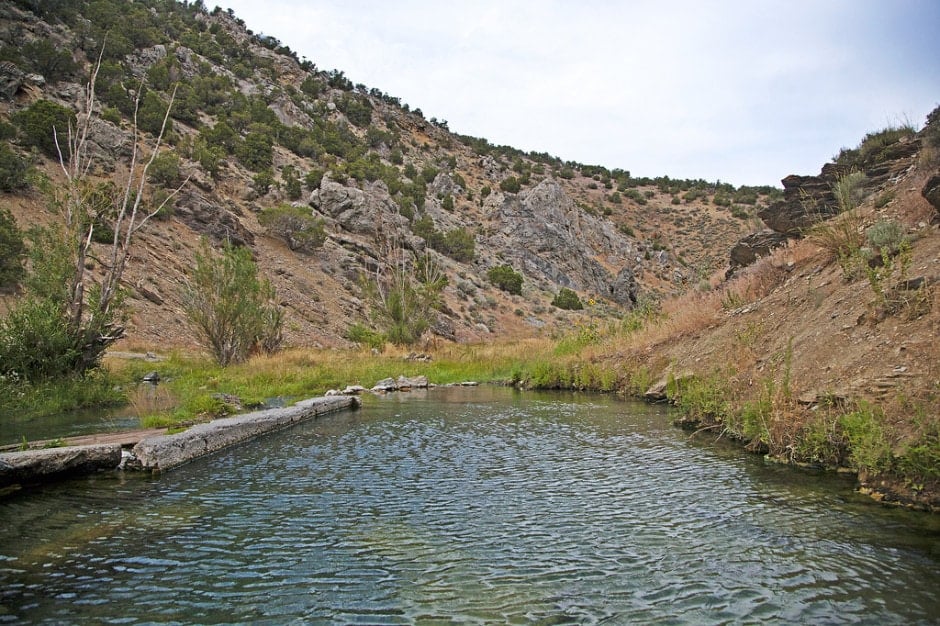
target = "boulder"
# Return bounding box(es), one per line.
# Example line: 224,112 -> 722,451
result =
727,230 -> 789,277
310,178 -> 410,238
0,61 -> 26,99
0,444 -> 122,488
922,174 -> 940,214
371,377 -> 398,392
396,375 -> 429,390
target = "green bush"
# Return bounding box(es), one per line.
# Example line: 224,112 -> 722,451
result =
21,39 -> 78,84
865,219 -> 906,256
437,228 -> 475,262
237,130 -> 274,171
0,208 -> 24,290
137,91 -> 174,136
336,94 -> 372,127
252,170 -> 275,195
181,240 -> 283,366
500,176 -> 521,193
147,150 -> 181,187
305,168 -> 325,190
488,264 -> 523,295
0,142 -> 29,191
551,287 -> 583,310
345,322 -> 385,350
839,403 -> 892,473
12,99 -> 77,159
0,228 -> 103,381
362,251 -> 445,346
258,204 -> 327,253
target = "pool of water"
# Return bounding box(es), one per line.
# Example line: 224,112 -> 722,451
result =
1,386 -> 938,624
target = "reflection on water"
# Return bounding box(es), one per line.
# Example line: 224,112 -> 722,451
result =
0,404 -> 139,446
1,386 -> 938,624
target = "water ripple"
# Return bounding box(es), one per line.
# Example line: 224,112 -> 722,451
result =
1,388 -> 939,624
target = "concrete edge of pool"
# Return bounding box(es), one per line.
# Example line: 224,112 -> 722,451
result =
0,395 -> 360,490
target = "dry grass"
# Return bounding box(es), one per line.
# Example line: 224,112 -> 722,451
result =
808,208 -> 866,271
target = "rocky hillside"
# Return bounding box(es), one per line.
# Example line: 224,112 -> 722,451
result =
0,0 -> 777,349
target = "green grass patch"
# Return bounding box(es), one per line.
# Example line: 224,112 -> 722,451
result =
0,370 -> 126,419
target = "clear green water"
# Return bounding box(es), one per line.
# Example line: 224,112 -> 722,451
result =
1,386 -> 939,624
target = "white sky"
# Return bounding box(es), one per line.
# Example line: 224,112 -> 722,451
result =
217,0 -> 939,187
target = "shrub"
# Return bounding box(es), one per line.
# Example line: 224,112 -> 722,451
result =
0,227 -> 113,381
623,189 -> 647,205
22,39 -> 78,84
0,208 -> 24,290
258,204 -> 327,253
147,150 -> 181,187
832,171 -> 867,212
336,94 -> 372,127
809,208 -> 865,278
839,403 -> 892,474
865,219 -> 906,256
437,228 -> 475,262
237,130 -> 274,171
305,168 -> 326,191
346,322 -> 385,350
499,176 -> 521,193
252,170 -> 275,195
488,264 -> 523,295
362,250 -> 445,346
137,91 -> 174,136
12,99 -> 77,159
181,240 -> 283,366
551,287 -> 583,310
0,142 -> 29,191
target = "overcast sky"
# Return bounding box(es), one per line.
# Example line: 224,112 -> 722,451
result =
218,0 -> 939,187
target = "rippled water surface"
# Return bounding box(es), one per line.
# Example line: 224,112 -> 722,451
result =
2,387 -> 939,624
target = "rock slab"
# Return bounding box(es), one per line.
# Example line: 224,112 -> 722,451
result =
0,444 -> 122,488
130,396 -> 359,472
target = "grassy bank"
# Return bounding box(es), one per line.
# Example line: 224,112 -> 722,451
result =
107,341 -> 556,427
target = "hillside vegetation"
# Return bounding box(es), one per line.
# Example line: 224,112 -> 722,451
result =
0,0 -> 774,350
0,1 -> 938,510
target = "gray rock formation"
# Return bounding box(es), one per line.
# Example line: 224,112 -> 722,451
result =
310,178 -> 410,239
175,190 -> 255,247
486,179 -> 639,305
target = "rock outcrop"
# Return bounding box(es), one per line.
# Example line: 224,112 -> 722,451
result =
486,179 -> 639,305
175,190 -> 255,247
727,230 -> 790,277
310,178 -> 411,240
732,134 -> 923,276
922,174 -> 940,216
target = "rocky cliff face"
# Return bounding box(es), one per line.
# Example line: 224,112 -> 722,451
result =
484,180 -> 638,305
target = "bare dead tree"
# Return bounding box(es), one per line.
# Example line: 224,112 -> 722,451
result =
52,50 -> 189,371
